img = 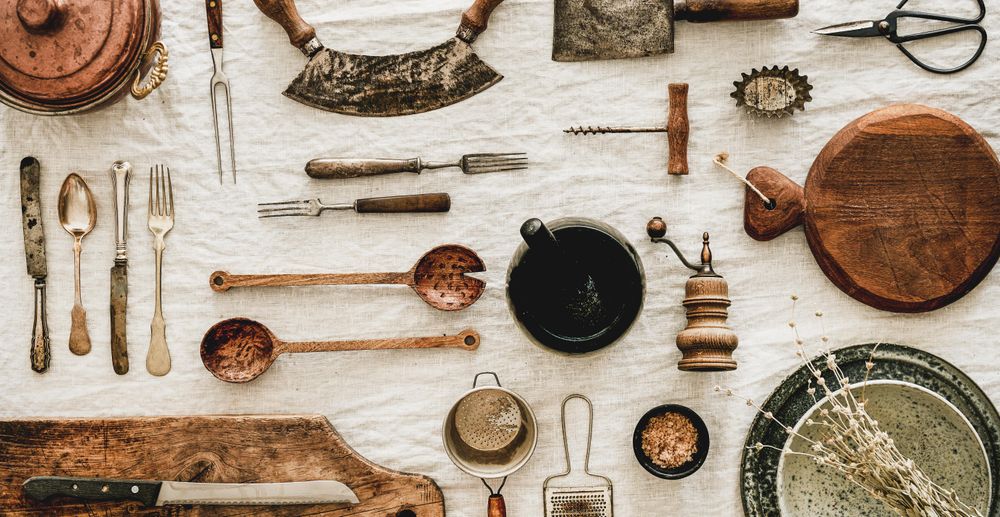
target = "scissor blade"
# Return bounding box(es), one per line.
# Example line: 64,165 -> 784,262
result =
813,20 -> 882,38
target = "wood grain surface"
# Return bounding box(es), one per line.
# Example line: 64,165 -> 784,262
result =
206,0 -> 223,49
744,104 -> 1000,313
667,83 -> 689,175
677,0 -> 799,22
0,415 -> 445,516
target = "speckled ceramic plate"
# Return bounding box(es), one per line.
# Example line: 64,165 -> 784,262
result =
777,381 -> 990,515
741,344 -> 1000,517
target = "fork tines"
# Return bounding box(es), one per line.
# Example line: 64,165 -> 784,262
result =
462,153 -> 529,174
257,199 -> 318,218
148,164 -> 174,218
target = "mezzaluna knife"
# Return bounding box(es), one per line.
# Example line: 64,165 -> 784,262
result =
109,161 -> 132,375
23,476 -> 360,506
20,157 -> 50,373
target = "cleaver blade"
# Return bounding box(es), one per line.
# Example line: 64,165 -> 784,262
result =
553,0 -> 675,61
285,38 -> 503,117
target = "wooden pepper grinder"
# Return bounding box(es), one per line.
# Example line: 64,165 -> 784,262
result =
647,217 -> 738,371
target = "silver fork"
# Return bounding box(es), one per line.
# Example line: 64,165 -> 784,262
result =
146,165 -> 174,376
208,0 -> 236,185
305,153 -> 528,179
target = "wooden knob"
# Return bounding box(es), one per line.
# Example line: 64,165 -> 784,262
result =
647,217 -> 667,239
17,0 -> 66,34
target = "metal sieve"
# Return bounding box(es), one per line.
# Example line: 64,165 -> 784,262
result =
444,372 -> 538,517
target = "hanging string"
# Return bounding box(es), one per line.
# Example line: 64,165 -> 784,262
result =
713,152 -> 770,204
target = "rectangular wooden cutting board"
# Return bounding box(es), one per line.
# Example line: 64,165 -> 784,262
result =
0,415 -> 444,516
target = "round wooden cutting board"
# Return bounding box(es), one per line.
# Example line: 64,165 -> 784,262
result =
744,104 -> 1000,313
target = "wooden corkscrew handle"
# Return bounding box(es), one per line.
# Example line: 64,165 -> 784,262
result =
667,83 -> 689,176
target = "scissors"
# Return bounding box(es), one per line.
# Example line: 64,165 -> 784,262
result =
814,0 -> 987,74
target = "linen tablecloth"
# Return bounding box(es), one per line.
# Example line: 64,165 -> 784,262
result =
2,0 -> 998,514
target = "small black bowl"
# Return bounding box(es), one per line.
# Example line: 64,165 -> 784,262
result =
632,404 -> 710,479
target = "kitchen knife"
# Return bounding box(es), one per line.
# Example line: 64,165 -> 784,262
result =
109,161 -> 132,375
23,476 -> 360,506
20,157 -> 50,373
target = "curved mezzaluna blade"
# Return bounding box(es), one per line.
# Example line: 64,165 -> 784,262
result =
284,38 -> 503,116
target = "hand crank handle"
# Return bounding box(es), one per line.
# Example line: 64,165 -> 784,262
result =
281,329 -> 480,353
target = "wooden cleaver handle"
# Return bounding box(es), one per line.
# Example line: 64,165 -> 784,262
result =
677,0 -> 799,22
252,0 -> 317,51
667,83 -> 689,175
457,0 -> 506,43
743,166 -> 805,241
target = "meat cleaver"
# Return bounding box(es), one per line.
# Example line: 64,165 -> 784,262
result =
553,0 -> 799,61
252,0 -> 508,116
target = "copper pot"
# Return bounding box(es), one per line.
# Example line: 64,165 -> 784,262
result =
0,0 -> 168,115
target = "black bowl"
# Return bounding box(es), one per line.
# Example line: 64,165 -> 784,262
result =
633,404 -> 710,479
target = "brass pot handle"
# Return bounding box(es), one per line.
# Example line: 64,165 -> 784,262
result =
131,41 -> 169,100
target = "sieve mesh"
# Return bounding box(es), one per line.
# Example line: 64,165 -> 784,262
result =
454,389 -> 522,451
545,487 -> 613,516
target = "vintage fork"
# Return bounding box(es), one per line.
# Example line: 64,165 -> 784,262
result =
258,193 -> 452,218
207,0 -> 236,184
305,153 -> 528,179
146,165 -> 174,376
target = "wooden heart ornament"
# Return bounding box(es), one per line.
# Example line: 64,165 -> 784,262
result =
744,104 -> 1000,313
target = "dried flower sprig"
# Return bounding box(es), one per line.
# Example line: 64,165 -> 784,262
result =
718,295 -> 983,517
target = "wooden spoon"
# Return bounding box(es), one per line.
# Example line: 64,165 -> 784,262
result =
57,173 -> 96,356
200,318 -> 480,383
209,244 -> 485,311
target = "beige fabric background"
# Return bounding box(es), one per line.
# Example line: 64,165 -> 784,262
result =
1,0 -> 998,515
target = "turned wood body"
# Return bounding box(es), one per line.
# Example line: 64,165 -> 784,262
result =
676,274 -> 738,371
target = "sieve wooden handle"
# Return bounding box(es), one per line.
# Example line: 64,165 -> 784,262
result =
667,83 -> 689,175
487,494 -> 507,517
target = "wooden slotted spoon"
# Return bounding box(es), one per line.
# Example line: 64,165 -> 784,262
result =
209,244 -> 485,311
201,318 -> 480,383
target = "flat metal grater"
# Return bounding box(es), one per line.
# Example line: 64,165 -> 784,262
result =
544,395 -> 614,517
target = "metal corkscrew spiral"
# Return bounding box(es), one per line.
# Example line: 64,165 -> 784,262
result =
564,125 -> 666,135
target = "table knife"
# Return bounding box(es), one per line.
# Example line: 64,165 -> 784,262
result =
109,161 -> 132,375
23,476 -> 360,506
20,157 -> 50,373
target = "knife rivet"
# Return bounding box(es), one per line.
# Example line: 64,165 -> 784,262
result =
72,484 -> 78,490
101,485 -> 109,493
131,485 -> 139,493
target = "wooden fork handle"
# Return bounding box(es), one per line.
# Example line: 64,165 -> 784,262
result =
306,158 -> 423,179
210,271 -> 413,291
280,329 -> 480,354
354,193 -> 451,213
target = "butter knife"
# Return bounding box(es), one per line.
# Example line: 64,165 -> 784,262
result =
110,161 -> 132,375
23,476 -> 360,506
20,157 -> 50,373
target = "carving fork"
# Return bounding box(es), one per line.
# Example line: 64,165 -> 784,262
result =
207,0 -> 236,184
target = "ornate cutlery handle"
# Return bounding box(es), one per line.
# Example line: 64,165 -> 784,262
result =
306,158 -> 423,179
147,242 -> 170,376
110,161 -> 132,261
30,280 -> 50,373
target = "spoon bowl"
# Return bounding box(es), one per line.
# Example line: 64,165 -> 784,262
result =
58,173 -> 96,356
411,244 -> 486,311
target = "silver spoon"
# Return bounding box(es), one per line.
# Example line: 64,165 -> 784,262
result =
58,173 -> 96,356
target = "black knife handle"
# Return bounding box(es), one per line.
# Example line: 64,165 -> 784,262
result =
30,280 -> 50,373
23,477 -> 162,506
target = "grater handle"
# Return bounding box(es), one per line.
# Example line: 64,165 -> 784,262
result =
487,494 -> 507,517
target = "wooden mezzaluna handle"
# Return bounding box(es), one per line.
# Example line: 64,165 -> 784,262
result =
457,0 -> 506,43
210,270 -> 413,292
252,0 -> 317,50
306,158 -> 423,179
677,0 -> 799,22
355,193 -> 451,213
280,329 -> 480,354
487,494 -> 507,517
667,83 -> 689,175
206,0 -> 223,48
743,166 -> 805,241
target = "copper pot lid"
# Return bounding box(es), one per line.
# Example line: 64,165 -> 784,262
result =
0,0 -> 151,108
